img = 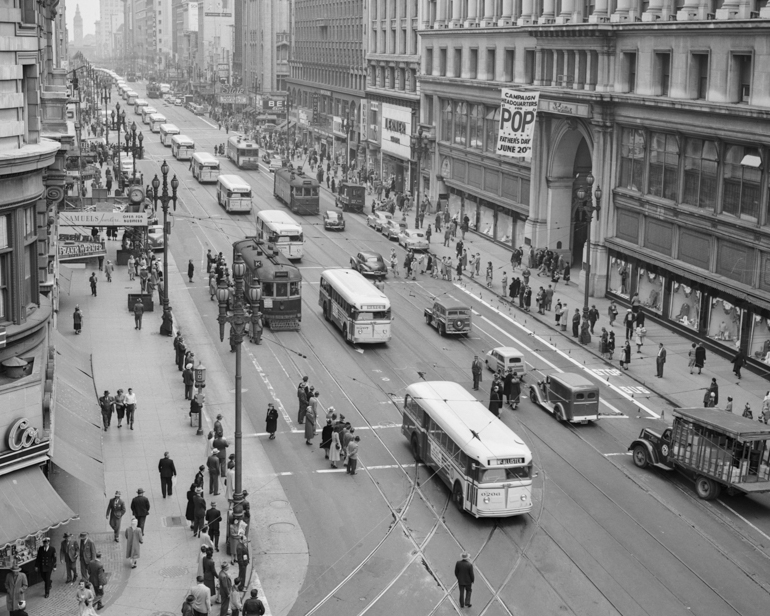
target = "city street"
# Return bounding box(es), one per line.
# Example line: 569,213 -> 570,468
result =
92,81 -> 770,616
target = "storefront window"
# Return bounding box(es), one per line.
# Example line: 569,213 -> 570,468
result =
497,207 -> 514,246
636,268 -> 664,313
648,132 -> 679,201
454,102 -> 467,146
669,282 -> 700,331
441,100 -> 452,143
750,316 -> 770,364
708,298 -> 742,348
484,107 -> 499,153
477,199 -> 495,238
682,138 -> 718,210
469,104 -> 483,150
619,128 -> 645,192
608,256 -> 631,298
448,191 -> 463,221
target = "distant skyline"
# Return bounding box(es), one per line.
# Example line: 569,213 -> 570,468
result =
65,0 -> 99,37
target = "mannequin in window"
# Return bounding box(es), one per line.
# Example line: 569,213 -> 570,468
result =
674,302 -> 690,323
754,338 -> 770,360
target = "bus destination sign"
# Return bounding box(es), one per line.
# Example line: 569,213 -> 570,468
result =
490,457 -> 525,466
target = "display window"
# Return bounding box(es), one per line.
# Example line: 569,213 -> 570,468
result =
476,201 -> 495,238
608,256 -> 631,298
750,315 -> 770,364
0,533 -> 43,568
707,298 -> 742,348
636,268 -> 664,313
447,191 -> 463,221
497,208 -> 514,247
669,282 -> 700,331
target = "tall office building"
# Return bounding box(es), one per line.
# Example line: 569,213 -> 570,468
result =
99,0 -> 124,56
242,0 -> 290,95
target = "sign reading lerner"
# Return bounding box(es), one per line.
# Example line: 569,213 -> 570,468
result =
496,90 -> 540,158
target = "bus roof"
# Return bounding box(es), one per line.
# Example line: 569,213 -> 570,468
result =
405,381 -> 532,467
218,174 -> 251,192
320,269 -> 390,310
228,135 -> 258,150
192,152 -> 219,164
257,210 -> 301,228
171,134 -> 194,145
160,124 -> 180,133
134,99 -> 148,106
148,113 -> 166,121
673,408 -> 770,441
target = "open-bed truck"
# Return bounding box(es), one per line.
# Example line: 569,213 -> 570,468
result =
629,407 -> 770,499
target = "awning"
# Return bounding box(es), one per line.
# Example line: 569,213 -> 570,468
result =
51,332 -> 106,494
0,466 -> 78,550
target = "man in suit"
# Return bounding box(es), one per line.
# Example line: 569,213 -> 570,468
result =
208,449 -> 220,495
4,563 -> 27,616
213,435 -> 229,477
158,451 -> 178,498
183,364 -> 195,400
87,552 -> 105,610
35,537 -> 57,598
205,501 -> 221,551
193,489 -> 207,538
59,533 -> 79,584
131,488 -> 151,533
454,551 -> 475,608
471,356 -> 482,391
79,532 -> 96,580
106,490 -> 126,542
189,575 -> 211,616
235,533 -> 249,591
217,562 -> 232,616
656,343 -> 667,378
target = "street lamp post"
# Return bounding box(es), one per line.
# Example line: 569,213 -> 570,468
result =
411,126 -> 429,229
100,79 -> 111,145
151,161 -> 179,335
125,121 -> 143,184
576,173 -> 603,320
216,254 -> 262,518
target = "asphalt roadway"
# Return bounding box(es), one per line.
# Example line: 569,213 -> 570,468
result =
120,82 -> 770,616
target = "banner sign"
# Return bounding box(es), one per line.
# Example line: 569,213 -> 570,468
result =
218,94 -> 248,105
58,239 -> 107,260
59,211 -> 148,227
496,89 -> 539,158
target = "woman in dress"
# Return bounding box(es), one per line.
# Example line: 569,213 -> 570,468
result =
304,404 -> 316,446
76,580 -> 97,616
580,317 -> 592,345
687,343 -> 697,374
265,403 -> 279,440
73,306 -> 83,334
320,420 -> 333,460
509,372 -> 521,410
633,325 -> 644,354
201,547 -> 217,600
488,385 -> 502,418
125,518 -> 143,568
114,389 -> 126,428
607,331 -> 616,360
329,430 -> 342,469
185,483 -> 196,530
225,461 -> 235,502
620,340 -> 631,371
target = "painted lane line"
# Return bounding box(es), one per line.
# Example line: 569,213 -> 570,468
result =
718,500 -> 770,544
244,346 -> 295,430
458,285 -> 659,419
259,463 -> 424,477
200,118 -> 219,129
604,452 -> 632,456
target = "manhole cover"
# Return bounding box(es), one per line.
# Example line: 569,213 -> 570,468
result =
162,516 -> 185,527
269,522 -> 295,533
158,565 -> 190,579
270,500 -> 289,509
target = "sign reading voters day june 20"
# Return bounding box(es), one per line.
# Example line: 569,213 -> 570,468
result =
496,89 -> 540,158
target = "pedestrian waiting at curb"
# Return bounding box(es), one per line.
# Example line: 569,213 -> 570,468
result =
73,305 -> 83,334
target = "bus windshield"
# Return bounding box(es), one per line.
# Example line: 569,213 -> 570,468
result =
269,232 -> 302,243
354,309 -> 391,321
478,466 -> 531,484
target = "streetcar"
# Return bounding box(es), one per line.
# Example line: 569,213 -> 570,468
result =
171,135 -> 195,160
273,168 -> 320,215
319,268 -> 391,344
216,175 -> 252,213
227,135 -> 259,170
255,210 -> 303,260
147,82 -> 161,98
233,238 -> 302,330
402,381 -> 535,517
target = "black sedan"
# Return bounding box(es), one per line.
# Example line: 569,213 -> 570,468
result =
323,210 -> 345,231
350,251 -> 387,279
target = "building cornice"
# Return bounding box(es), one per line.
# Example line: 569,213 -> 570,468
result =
0,139 -> 60,177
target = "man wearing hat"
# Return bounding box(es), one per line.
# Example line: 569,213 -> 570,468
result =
60,532 -> 79,584
183,363 -> 195,400
213,434 -> 229,478
192,488 -> 207,538
454,551 -> 475,608
207,449 -> 221,495
131,487 -> 151,533
106,490 -> 127,542
79,532 -> 97,580
214,414 -> 224,438
195,465 -> 205,490
87,552 -> 106,610
4,562 -> 27,614
205,501 -> 221,551
217,562 -> 232,616
235,533 -> 249,591
35,536 -> 57,597
158,451 -> 178,498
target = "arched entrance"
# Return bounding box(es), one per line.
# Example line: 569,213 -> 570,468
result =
547,122 -> 593,267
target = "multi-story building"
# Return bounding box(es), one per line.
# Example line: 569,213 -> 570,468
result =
73,4 -> 83,46
0,0 -> 104,573
242,0 -> 290,101
179,1 -> 200,81
419,5 -> 770,366
364,0 -> 422,193
288,0 -> 366,162
100,0 -> 124,57
196,0 -> 234,83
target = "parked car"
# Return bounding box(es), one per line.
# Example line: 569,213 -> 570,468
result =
350,251 -> 387,279
381,219 -> 400,240
398,228 -> 428,251
173,98 -> 183,106
323,210 -> 345,231
366,211 -> 392,232
147,225 -> 165,250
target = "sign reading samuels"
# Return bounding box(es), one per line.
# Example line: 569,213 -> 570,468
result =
58,211 -> 149,227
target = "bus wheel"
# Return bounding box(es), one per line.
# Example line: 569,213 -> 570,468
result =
632,445 -> 649,469
323,303 -> 330,322
452,482 -> 464,510
411,434 -> 421,461
695,476 -> 721,500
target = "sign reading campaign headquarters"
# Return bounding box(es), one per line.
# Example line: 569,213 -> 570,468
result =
496,89 -> 540,159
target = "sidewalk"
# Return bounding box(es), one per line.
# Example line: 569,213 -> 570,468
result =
301,160 -> 767,420
20,237 -> 306,616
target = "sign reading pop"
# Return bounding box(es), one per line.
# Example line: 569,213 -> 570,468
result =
496,89 -> 540,158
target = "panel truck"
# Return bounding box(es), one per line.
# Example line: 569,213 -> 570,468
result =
629,407 -> 770,500
528,371 -> 599,424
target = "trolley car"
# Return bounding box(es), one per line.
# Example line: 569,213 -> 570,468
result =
233,238 -> 302,331
227,135 -> 260,170
273,168 -> 320,215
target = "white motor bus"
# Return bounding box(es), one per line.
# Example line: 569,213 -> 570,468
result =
133,98 -> 149,114
148,113 -> 167,133
159,123 -> 180,146
319,268 -> 391,343
216,174 -> 253,213
126,90 -> 139,104
171,135 -> 195,160
191,152 -> 220,183
255,210 -> 304,260
141,106 -> 157,124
